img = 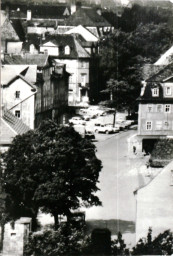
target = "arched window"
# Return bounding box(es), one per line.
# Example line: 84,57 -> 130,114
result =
65,45 -> 70,55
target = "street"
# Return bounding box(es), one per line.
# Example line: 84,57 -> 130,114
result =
84,130 -> 149,246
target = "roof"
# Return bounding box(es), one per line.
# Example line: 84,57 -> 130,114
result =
1,64 -> 37,84
102,10 -> 119,27
65,25 -> 98,42
146,62 -> 173,82
3,110 -> 30,135
1,65 -> 29,85
64,7 -> 111,27
8,4 -> 71,20
41,34 -> 90,59
4,54 -> 49,68
10,19 -> 26,41
154,45 -> 173,66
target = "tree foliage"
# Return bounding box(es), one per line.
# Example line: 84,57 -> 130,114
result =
24,224 -> 91,256
98,22 -> 173,112
1,120 -> 102,228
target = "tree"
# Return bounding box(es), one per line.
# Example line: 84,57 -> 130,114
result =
132,228 -> 173,255
1,120 -> 102,229
24,223 -> 91,256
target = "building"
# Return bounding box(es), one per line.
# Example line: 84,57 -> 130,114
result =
39,34 -> 91,107
136,62 -> 173,153
1,14 -> 25,54
135,160 -> 173,242
3,54 -> 70,127
0,110 -> 30,152
59,6 -> 113,37
1,64 -> 37,129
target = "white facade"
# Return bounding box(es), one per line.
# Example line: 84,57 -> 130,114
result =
3,77 -> 36,129
135,161 -> 173,242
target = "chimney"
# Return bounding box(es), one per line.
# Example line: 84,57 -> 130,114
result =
70,0 -> 76,14
27,9 -> 32,21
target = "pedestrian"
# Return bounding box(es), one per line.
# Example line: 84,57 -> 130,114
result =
133,146 -> 136,154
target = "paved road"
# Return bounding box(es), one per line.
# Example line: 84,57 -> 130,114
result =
83,130 -> 149,246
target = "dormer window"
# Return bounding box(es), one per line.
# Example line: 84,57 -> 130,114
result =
152,88 -> 159,97
65,45 -> 70,55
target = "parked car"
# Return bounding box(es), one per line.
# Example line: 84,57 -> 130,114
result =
69,117 -> 86,125
83,115 -> 91,121
94,123 -> 113,134
85,131 -> 95,140
105,124 -> 119,133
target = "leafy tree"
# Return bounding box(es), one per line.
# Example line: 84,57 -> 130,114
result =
1,120 -> 102,229
98,22 -> 173,112
111,232 -> 130,256
132,228 -> 173,255
24,223 -> 91,256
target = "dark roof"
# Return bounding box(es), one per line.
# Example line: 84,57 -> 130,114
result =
138,62 -> 173,103
27,20 -> 57,27
4,54 -> 49,68
64,7 -> 111,27
3,110 -> 30,135
41,34 -> 90,59
22,33 -> 41,52
146,62 -> 173,82
101,11 -> 118,27
8,4 -> 71,20
11,19 -> 26,41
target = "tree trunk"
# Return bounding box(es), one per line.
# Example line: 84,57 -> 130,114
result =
53,213 -> 59,230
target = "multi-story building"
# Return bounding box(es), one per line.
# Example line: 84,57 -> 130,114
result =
3,54 -> 70,127
39,34 -> 91,107
1,64 -> 37,129
136,62 -> 173,153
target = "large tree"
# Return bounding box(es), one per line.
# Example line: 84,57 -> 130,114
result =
1,120 -> 102,228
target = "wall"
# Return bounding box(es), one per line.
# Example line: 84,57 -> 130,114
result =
138,103 -> 173,136
7,42 -> 23,54
135,161 -> 173,242
2,218 -> 32,256
3,78 -> 35,129
56,59 -> 89,106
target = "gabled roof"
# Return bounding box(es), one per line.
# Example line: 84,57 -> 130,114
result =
41,34 -> 90,59
146,62 -> 173,82
4,54 -> 49,68
64,7 -> 111,27
3,110 -> 30,135
65,25 -> 98,42
10,19 -> 26,41
154,45 -> 173,66
1,64 -> 37,84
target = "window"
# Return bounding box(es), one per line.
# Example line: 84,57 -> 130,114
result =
69,74 -> 73,83
15,110 -> 20,118
152,88 -> 159,97
164,121 -> 170,130
146,121 -> 152,130
15,91 -> 20,99
65,45 -> 70,55
155,121 -> 162,130
165,86 -> 171,96
165,104 -> 171,113
157,104 -> 163,112
147,104 -> 153,112
81,74 -> 86,85
81,61 -> 86,68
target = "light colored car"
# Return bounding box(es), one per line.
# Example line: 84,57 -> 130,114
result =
105,124 -> 119,133
69,117 -> 86,125
94,123 -> 113,134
